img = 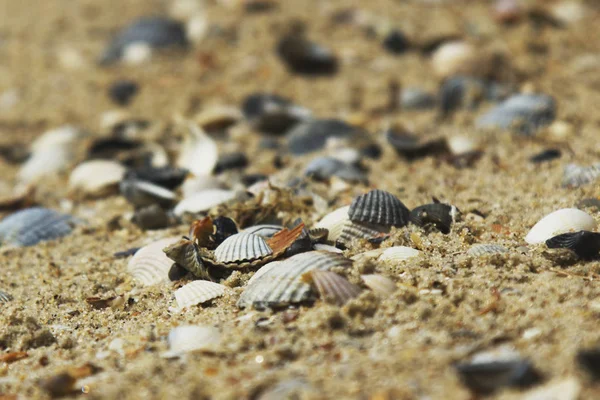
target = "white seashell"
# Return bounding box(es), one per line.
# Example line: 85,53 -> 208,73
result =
378,246 -> 420,263
314,205 -> 351,241
521,378 -> 580,400
120,180 -> 177,208
313,243 -> 343,253
69,160 -> 126,197
174,189 -> 236,216
361,274 -> 397,296
181,175 -> 225,197
173,281 -> 228,310
467,243 -> 509,257
123,42 -> 153,65
214,232 -> 273,264
162,325 -> 221,358
350,248 -> 385,262
431,41 -> 475,79
30,125 -> 82,153
186,14 -> 208,44
524,208 -> 596,245
243,224 -> 283,238
447,135 -> 478,155
127,237 -> 180,286
177,122 -> 218,176
247,261 -> 284,286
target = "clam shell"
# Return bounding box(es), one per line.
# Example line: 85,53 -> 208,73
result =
120,179 -> 176,208
314,206 -> 351,242
525,208 -> 596,244
243,224 -> 283,238
237,251 -> 352,309
0,290 -> 13,303
69,160 -> 126,197
348,189 -> 410,227
409,203 -> 456,234
0,208 -> 76,247
213,232 -> 273,264
174,189 -> 236,216
176,122 -> 218,176
562,163 -> 600,188
378,246 -> 420,263
163,238 -> 209,280
467,244 -> 509,257
337,220 -> 390,245
162,325 -> 221,358
545,231 -> 600,259
173,281 -> 228,310
127,237 -> 180,285
361,274 -> 397,296
308,270 -> 361,306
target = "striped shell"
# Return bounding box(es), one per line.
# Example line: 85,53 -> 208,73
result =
237,251 -> 352,309
127,237 -> 180,286
467,243 -> 509,257
0,208 -> 76,247
174,189 -> 236,216
163,239 -> 210,280
361,274 -> 397,296
308,270 -> 361,306
348,189 -> 410,227
69,160 -> 126,197
214,232 -> 273,264
0,290 -> 13,303
173,281 -> 228,310
525,208 -> 596,245
546,231 -> 600,259
243,224 -> 284,238
314,206 -> 350,241
337,221 -> 390,245
562,163 -> 600,188
378,246 -> 420,263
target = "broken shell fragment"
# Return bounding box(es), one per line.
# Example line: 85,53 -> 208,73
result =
0,207 -> 77,247
545,231 -> 600,259
120,179 -> 176,208
378,246 -> 420,263
409,203 -> 457,234
173,281 -> 228,310
467,243 -> 509,257
348,189 -> 410,227
314,206 -> 351,242
176,122 -> 218,176
163,238 -> 210,280
361,274 -> 397,297
127,237 -> 180,286
213,232 -> 273,264
524,208 -> 596,244
307,270 -> 361,306
163,325 -> 221,358
69,160 -> 126,197
0,290 -> 13,303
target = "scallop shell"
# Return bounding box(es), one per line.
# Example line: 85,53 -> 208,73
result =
213,232 -> 273,264
173,281 -> 228,310
162,325 -> 221,358
314,206 -> 351,242
127,237 -> 180,285
467,243 -> 509,257
348,189 -> 410,227
378,246 -> 420,263
237,251 -> 352,309
307,270 -> 361,306
69,160 -> 126,197
525,208 -> 596,245
176,122 -> 218,176
337,221 -> 390,246
163,238 -> 210,280
0,290 -> 13,303
0,208 -> 76,247
120,179 -> 176,208
409,203 -> 456,234
546,231 -> 600,259
174,189 -> 236,216
562,163 -> 600,188
361,274 -> 397,296
243,224 -> 284,238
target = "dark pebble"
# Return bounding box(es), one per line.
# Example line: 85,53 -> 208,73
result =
108,80 -> 139,106
383,29 -> 410,54
242,93 -> 310,135
215,152 -> 249,173
529,149 -> 561,163
276,34 -> 338,76
241,173 -> 268,187
132,204 -> 171,230
577,348 -> 600,380
287,119 -> 363,155
456,360 -> 543,394
126,166 -> 188,190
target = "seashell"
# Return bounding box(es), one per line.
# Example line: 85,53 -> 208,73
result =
314,205 -> 351,242
30,125 -> 82,153
313,243 -> 343,253
181,175 -> 225,197
163,238 -> 210,280
213,232 -> 273,264
409,203 -> 457,234
211,216 -> 239,245
243,224 -> 283,238
306,270 -> 361,306
69,160 -> 126,197
173,281 -> 228,310
194,106 -> 242,133
337,221 -> 390,246
525,208 -> 596,244
247,260 -> 284,286
456,358 -> 542,395
378,246 -> 420,263
237,251 -> 352,309
126,166 -> 188,190
242,93 -> 311,135
174,189 -> 236,216
431,41 -> 476,79
529,149 -> 561,164
108,79 -> 138,106
467,243 -> 509,257
127,237 -> 180,285
0,289 -> 13,303
132,204 -> 171,230
100,17 -> 188,65
348,189 -> 410,227
286,119 -> 365,156
304,157 -> 367,183
476,94 -> 556,136
119,179 -> 176,208
385,129 -> 448,159
545,231 -> 600,259
361,274 -> 397,296
382,29 -> 410,55
562,163 -> 600,188
276,34 -> 338,76
401,88 -> 436,110
162,325 -> 221,358
176,122 -> 218,177
447,135 -> 479,156
214,152 -> 249,173
439,76 -> 487,116
0,208 -> 77,247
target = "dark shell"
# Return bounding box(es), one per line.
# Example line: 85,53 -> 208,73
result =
87,138 -> 143,160
132,204 -> 171,230
242,93 -> 310,135
214,152 -> 249,173
163,239 -> 211,280
529,149 -> 561,163
385,129 -> 448,159
286,119 -> 364,155
348,189 -> 410,227
456,360 -> 543,394
337,221 -> 390,247
304,157 -> 367,183
439,76 -> 487,116
119,179 -> 176,209
276,35 -> 338,76
0,290 -> 13,303
409,203 -> 455,234
212,216 -> 239,245
126,166 -> 188,190
0,208 -> 76,247
100,17 -> 188,65
168,263 -> 189,281
577,348 -> 600,380
545,231 -> 600,259
382,30 -> 410,54
108,80 -> 139,106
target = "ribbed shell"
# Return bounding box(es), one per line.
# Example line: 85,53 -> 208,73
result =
546,231 -> 600,259
467,244 -> 509,257
378,246 -> 420,263
314,206 -> 351,241
0,208 -> 76,247
562,163 -> 600,188
214,232 -> 273,264
163,239 -> 209,280
313,243 -> 343,253
173,281 -> 228,310
127,237 -> 180,286
361,274 -> 397,296
309,270 -> 361,306
338,221 -> 390,245
409,203 -> 455,234
0,290 -> 13,303
525,208 -> 596,244
237,251 -> 352,309
243,224 -> 283,238
348,189 -> 409,227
